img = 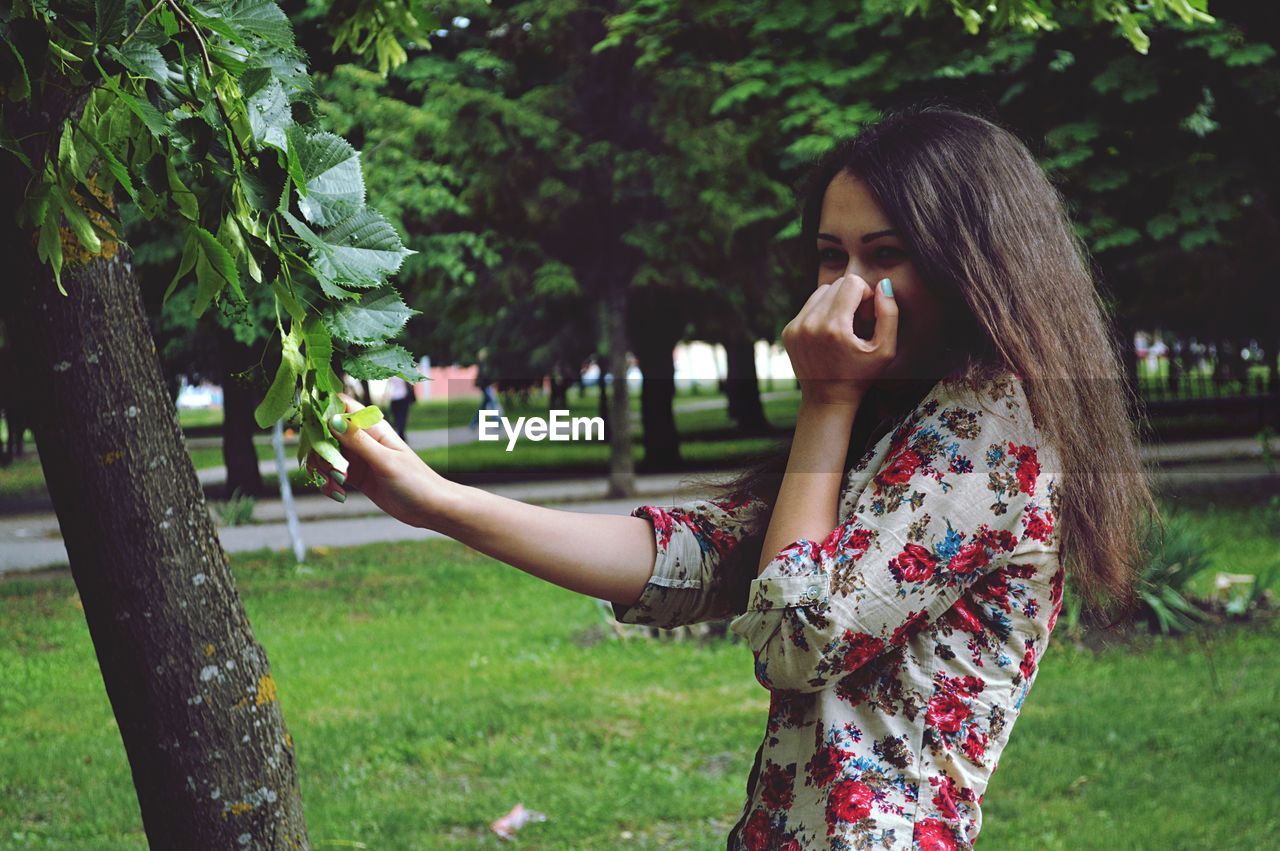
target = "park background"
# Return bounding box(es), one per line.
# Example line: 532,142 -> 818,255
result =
1,0 -> 1278,847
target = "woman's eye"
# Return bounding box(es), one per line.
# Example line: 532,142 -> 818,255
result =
876,246 -> 905,262
818,248 -> 846,264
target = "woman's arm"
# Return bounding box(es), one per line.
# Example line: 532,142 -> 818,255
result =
756,395 -> 862,576
311,392 -> 767,615
425,480 -> 659,606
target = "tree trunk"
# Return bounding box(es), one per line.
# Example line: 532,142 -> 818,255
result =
596,360 -> 609,429
548,368 -> 568,411
723,336 -> 771,434
216,324 -> 266,498
1,198 -> 310,844
632,331 -> 681,471
600,288 -> 635,498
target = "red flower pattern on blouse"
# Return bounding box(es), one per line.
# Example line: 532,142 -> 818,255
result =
615,370 -> 1064,849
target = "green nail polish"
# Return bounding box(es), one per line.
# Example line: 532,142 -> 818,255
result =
329,469 -> 346,485
329,414 -> 347,434
879,278 -> 893,297
329,490 -> 345,503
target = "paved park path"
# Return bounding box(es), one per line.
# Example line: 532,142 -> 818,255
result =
2,393 -> 1275,578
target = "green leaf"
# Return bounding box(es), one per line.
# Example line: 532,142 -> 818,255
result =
109,42 -> 169,84
82,128 -> 137,201
192,0 -> 297,55
36,206 -> 65,295
307,424 -> 347,468
191,225 -> 244,316
254,355 -> 299,428
245,74 -> 291,151
294,131 -> 365,226
342,343 -> 418,381
303,314 -> 334,372
2,32 -> 31,103
272,277 -> 308,325
164,229 -> 198,306
254,320 -> 305,428
101,76 -> 168,137
346,405 -> 385,429
284,125 -> 308,200
308,209 -> 414,289
21,183 -> 51,229
54,186 -> 102,255
166,158 -> 198,221
219,214 -> 262,283
58,122 -> 85,184
94,0 -> 127,43
320,286 -> 419,345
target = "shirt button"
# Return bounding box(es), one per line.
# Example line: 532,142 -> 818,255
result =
800,585 -> 821,604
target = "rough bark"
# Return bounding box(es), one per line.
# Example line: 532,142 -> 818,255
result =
1,86 -> 310,847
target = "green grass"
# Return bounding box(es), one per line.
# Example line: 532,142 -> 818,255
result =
1136,358 -> 1272,395
1171,499 -> 1280,599
176,407 -> 225,429
1,532 -> 1277,848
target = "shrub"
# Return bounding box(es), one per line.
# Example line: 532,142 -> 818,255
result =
211,487 -> 256,527
1135,508 -> 1214,635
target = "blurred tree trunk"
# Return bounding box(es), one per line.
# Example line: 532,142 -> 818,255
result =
632,329 -> 681,470
724,336 -> 771,434
599,286 -> 636,497
215,324 -> 266,497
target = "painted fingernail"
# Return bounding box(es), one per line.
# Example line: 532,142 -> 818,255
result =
879,278 -> 893,297
329,469 -> 346,485
328,490 -> 345,503
329,414 -> 347,434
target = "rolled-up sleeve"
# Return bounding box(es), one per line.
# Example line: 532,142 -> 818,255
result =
730,379 -> 1059,693
613,492 -> 771,629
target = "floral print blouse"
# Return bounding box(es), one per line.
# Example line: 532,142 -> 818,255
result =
614,369 -> 1064,850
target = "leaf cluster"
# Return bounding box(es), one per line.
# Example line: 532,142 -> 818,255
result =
2,0 -> 424,473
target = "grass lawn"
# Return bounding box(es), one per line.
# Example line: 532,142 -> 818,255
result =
1,531 -> 1278,849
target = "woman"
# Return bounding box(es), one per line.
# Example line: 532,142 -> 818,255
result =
308,105 -> 1161,849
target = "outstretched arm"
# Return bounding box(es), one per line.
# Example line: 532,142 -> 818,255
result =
428,481 -> 660,605
310,392 -> 766,615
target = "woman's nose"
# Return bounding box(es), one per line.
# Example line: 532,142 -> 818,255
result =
841,260 -> 870,283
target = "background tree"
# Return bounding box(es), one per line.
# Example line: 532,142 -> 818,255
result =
0,0 -> 1218,844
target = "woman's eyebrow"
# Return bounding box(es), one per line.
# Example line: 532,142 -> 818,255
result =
817,229 -> 900,245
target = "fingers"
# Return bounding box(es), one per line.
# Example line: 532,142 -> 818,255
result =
784,281 -> 836,342
828,273 -> 873,343
868,277 -> 899,354
336,393 -> 411,453
302,448 -> 348,502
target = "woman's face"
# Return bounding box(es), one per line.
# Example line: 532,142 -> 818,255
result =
815,170 -> 950,382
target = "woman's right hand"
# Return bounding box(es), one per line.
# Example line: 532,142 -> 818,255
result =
305,392 -> 455,529
781,272 -> 898,407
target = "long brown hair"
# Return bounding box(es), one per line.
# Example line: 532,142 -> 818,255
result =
706,104 -> 1161,626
